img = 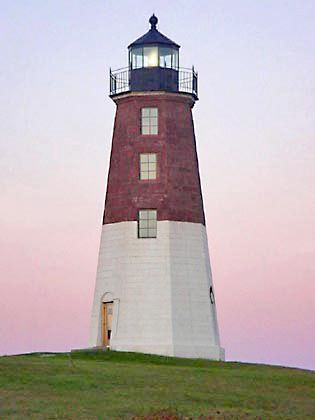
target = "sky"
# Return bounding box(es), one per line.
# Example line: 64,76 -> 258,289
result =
0,0 -> 314,370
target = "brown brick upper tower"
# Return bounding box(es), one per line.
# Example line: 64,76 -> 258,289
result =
104,93 -> 205,225
89,15 -> 224,360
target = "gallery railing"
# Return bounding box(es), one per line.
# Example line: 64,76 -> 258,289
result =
110,66 -> 198,98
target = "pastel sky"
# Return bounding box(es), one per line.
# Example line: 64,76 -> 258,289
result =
1,1 -> 314,370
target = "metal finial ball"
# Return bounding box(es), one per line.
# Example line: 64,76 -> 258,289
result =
149,14 -> 158,29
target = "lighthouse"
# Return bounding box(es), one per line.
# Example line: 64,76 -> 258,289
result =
89,15 -> 224,360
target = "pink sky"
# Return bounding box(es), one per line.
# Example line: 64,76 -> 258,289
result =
1,1 -> 314,370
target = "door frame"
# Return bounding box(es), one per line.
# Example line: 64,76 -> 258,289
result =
101,301 -> 113,347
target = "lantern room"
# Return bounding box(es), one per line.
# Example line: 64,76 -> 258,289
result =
129,15 -> 179,70
128,14 -> 179,93
110,15 -> 198,99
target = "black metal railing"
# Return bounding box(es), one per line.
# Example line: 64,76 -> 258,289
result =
109,66 -> 198,98
110,67 -> 130,96
179,67 -> 198,97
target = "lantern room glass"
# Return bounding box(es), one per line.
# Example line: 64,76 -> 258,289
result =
159,47 -> 178,69
130,46 -> 179,70
131,47 -> 143,69
143,46 -> 158,67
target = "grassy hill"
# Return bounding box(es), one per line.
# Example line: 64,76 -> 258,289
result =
0,350 -> 314,419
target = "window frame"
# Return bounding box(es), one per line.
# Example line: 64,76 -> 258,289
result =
141,107 -> 158,135
139,153 -> 157,180
138,209 -> 157,239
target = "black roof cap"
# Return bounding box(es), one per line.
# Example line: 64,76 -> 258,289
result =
128,15 -> 180,49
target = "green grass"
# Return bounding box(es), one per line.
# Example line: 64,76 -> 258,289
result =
0,350 -> 314,419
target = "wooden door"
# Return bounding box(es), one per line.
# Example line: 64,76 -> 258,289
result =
102,302 -> 113,347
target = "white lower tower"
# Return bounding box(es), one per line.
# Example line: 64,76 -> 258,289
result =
89,221 -> 224,360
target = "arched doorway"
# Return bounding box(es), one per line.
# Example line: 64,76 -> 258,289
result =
101,292 -> 114,347
102,301 -> 113,347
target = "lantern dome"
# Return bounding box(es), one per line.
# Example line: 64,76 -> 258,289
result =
128,14 -> 180,49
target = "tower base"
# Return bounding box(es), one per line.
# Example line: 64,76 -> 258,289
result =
110,343 -> 224,360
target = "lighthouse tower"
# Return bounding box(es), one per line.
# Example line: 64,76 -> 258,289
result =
89,15 -> 224,360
